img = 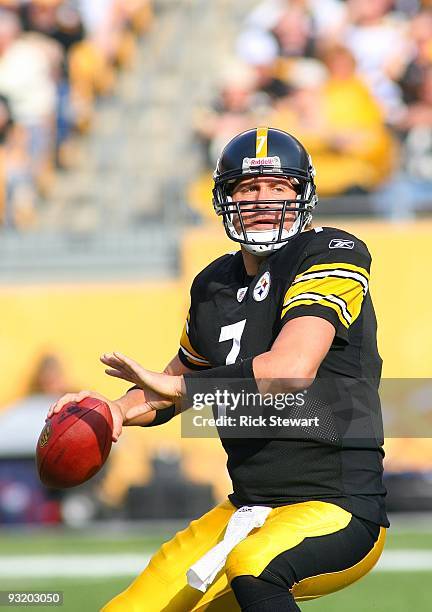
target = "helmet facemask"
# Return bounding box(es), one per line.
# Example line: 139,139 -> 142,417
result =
213,163 -> 317,256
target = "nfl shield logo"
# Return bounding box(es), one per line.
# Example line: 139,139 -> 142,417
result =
253,271 -> 271,302
237,287 -> 248,302
39,420 -> 52,448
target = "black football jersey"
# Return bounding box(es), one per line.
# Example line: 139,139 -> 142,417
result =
178,227 -> 389,527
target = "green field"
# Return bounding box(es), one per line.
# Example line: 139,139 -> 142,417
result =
0,526 -> 430,612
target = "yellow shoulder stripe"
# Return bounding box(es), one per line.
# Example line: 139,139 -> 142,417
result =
281,297 -> 351,328
293,263 -> 369,294
179,322 -> 210,366
282,268 -> 367,327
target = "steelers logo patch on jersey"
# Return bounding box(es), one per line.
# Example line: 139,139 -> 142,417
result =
253,271 -> 271,301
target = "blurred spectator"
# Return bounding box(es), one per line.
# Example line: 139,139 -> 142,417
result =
0,9 -> 61,226
245,0 -> 347,41
189,0 -> 432,216
0,1 -> 153,229
0,93 -> 13,222
374,65 -> 432,217
0,11 -> 59,170
342,0 -> 411,118
0,352 -> 72,457
194,62 -> 259,169
398,9 -> 432,104
270,46 -> 397,196
236,28 -> 290,105
307,0 -> 347,41
27,353 -> 70,396
244,0 -> 288,32
191,63 -> 260,219
20,1 -> 84,163
272,4 -> 316,59
77,0 -> 151,69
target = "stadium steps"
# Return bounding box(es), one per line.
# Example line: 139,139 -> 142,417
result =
0,226 -> 179,283
41,0 -> 245,233
1,0 -> 249,282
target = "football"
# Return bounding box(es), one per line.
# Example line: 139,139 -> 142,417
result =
36,397 -> 113,488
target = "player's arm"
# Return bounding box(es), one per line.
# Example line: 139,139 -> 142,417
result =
255,237 -> 371,391
99,306 -> 338,405
112,297 -> 210,426
251,316 -> 335,394
122,354 -> 193,427
252,237 -> 370,392
47,354 -> 193,443
100,317 -> 334,411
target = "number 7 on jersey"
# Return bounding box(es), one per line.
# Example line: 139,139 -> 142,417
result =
219,320 -> 247,365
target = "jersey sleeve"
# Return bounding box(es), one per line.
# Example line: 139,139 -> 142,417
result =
280,233 -> 371,342
178,279 -> 211,371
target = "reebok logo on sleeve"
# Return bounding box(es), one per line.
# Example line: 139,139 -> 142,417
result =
329,239 -> 355,250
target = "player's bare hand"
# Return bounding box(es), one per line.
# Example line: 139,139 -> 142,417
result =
47,390 -> 125,443
101,352 -> 183,401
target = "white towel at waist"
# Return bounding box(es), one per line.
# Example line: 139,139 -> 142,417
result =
187,505 -> 272,593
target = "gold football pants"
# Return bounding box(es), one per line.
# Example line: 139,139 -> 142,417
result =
101,500 -> 386,611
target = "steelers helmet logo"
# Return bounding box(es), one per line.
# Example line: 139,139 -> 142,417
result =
253,271 -> 271,302
39,420 -> 52,448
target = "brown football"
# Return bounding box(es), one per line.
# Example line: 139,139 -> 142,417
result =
36,397 -> 113,488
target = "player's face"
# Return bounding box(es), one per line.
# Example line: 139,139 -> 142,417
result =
231,176 -> 298,233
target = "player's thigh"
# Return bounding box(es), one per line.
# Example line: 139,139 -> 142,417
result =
101,500 -> 236,612
225,501 -> 386,600
291,522 -> 386,601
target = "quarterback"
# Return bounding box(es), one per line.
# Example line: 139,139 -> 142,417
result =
49,128 -> 388,611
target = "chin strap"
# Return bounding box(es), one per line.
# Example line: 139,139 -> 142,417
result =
238,210 -> 306,255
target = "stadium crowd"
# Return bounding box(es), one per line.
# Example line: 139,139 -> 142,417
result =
192,0 -> 432,219
1,0 -> 431,229
0,0 -> 153,228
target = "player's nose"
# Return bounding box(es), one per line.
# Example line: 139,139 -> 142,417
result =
254,186 -> 273,203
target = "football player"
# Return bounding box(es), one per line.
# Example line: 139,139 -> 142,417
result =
49,128 -> 388,611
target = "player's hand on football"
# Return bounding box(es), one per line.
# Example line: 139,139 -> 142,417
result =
101,352 -> 183,402
47,390 -> 126,443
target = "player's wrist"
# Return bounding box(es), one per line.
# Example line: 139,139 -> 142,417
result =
112,392 -> 142,423
183,358 -> 255,382
168,376 -> 184,413
111,399 -> 128,423
179,375 -> 187,398
182,358 -> 258,409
